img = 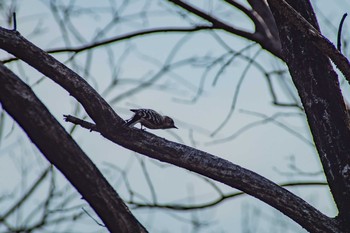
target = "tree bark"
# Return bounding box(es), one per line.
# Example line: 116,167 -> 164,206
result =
268,0 -> 350,230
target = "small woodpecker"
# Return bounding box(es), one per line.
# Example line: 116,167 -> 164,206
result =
124,109 -> 177,130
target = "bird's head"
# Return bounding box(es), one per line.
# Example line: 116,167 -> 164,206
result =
163,116 -> 178,129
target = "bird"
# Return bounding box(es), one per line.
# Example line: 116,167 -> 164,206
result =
124,109 -> 177,130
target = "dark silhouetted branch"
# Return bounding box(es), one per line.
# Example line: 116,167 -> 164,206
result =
0,62 -> 147,233
337,13 -> 348,52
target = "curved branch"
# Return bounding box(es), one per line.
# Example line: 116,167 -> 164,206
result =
267,0 -> 350,85
267,0 -> 350,226
167,0 -> 282,58
224,0 -> 277,41
0,28 -> 122,129
167,0 -> 256,39
0,63 -> 147,233
64,114 -> 339,232
130,181 -> 328,211
337,13 -> 348,52
2,26 -> 213,63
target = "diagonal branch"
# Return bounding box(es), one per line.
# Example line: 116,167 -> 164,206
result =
267,0 -> 350,226
64,115 -> 340,232
0,62 -> 147,233
167,0 -> 256,39
267,0 -> 350,84
2,26 -> 213,63
247,0 -> 280,40
0,28 -> 122,129
130,181 -> 328,211
224,0 -> 276,41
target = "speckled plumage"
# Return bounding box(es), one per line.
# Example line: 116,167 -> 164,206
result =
124,109 -> 177,130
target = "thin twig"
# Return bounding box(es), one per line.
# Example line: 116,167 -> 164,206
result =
137,157 -> 158,204
12,12 -> 17,31
211,49 -> 262,136
0,166 -> 51,221
268,0 -> 350,84
1,26 -> 212,64
130,181 -> 327,211
82,207 -> 105,227
63,115 -> 99,132
337,13 -> 348,52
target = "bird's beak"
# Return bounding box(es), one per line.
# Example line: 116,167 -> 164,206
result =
173,125 -> 178,129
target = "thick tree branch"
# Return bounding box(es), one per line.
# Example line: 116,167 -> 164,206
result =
0,28 -> 122,130
267,0 -> 350,85
61,119 -> 339,233
0,63 -> 147,233
267,0 -> 350,228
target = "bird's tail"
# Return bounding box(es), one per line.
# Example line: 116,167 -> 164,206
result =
124,115 -> 141,127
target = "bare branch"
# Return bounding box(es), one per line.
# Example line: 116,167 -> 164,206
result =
267,0 -> 350,85
167,0 -> 282,58
211,48 -> 262,136
2,26 -> 212,64
337,13 -> 348,52
267,0 -> 350,224
0,166 -> 51,221
0,27 -> 123,129
63,115 -> 99,132
0,62 -> 147,233
167,2 -> 258,44
130,181 -> 327,211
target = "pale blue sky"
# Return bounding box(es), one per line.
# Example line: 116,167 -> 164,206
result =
0,0 -> 348,232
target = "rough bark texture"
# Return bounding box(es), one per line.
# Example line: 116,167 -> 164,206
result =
0,30 -> 123,128
268,0 -> 350,230
0,63 -> 147,233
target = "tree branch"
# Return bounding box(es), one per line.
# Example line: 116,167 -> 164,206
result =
2,26 -> 213,63
247,0 -> 280,40
337,13 -> 348,52
130,181 -> 328,211
0,166 -> 51,221
167,0 -> 282,58
0,27 -> 122,130
0,62 -> 147,233
267,0 -> 350,85
63,116 -> 339,233
267,0 -> 350,227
